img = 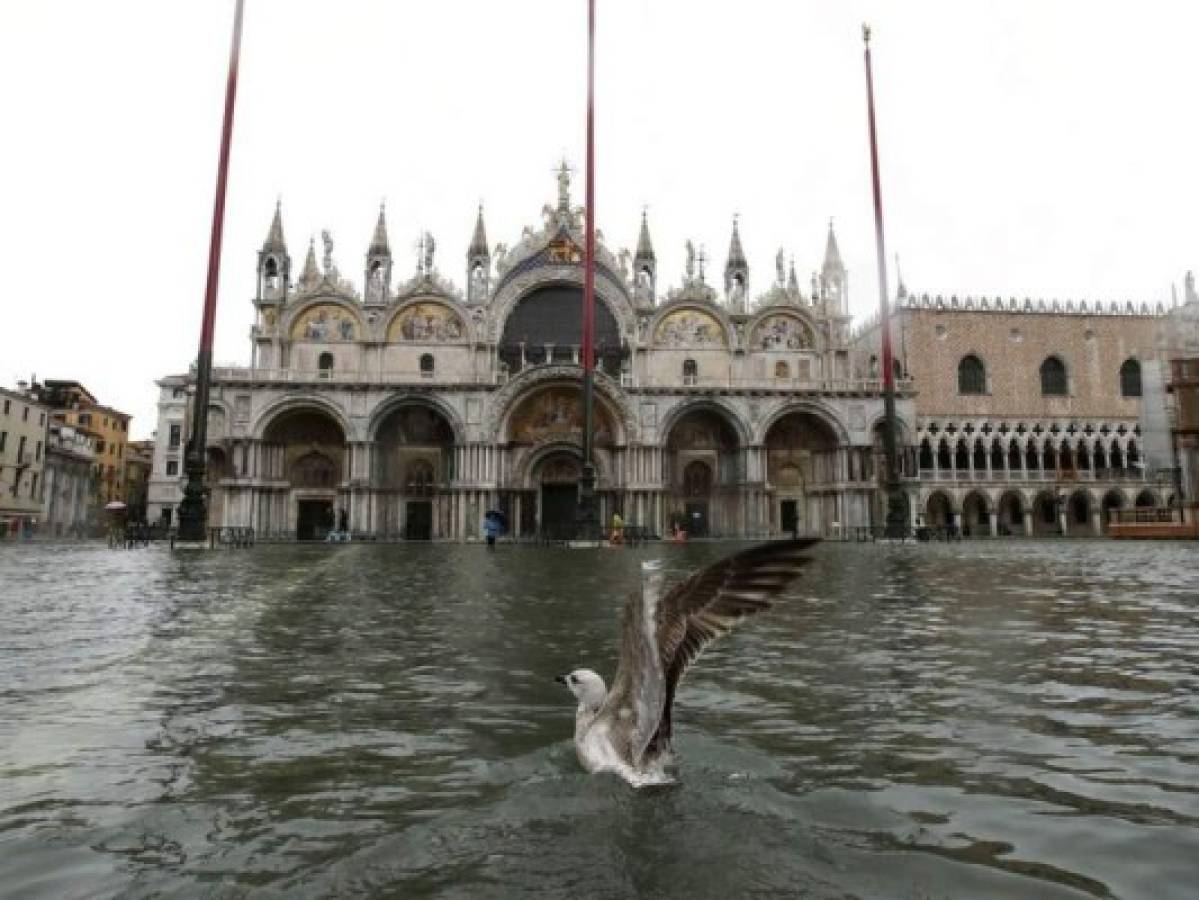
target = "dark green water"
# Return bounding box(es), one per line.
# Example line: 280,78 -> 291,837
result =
1,541 -> 1196,899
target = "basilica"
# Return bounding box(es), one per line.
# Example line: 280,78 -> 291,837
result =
148,165 -> 1193,540
148,165 -> 914,540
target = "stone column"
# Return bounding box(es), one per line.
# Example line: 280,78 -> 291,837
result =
989,511 -> 998,537
1090,506 -> 1102,536
1023,508 -> 1033,536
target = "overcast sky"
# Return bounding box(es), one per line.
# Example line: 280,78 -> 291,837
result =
2,1 -> 1196,438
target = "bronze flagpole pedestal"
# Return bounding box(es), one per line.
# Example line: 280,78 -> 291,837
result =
862,24 -> 910,538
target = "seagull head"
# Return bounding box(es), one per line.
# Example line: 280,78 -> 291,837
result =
555,668 -> 607,711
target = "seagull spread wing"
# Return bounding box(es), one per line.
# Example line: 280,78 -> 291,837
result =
645,539 -> 819,760
594,563 -> 669,770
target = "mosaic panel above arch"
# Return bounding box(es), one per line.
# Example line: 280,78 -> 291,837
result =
653,308 -> 727,348
387,302 -> 466,343
751,314 -> 814,350
290,304 -> 359,341
507,385 -> 617,448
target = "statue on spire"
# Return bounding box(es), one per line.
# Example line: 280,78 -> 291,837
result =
775,248 -> 786,287
685,240 -> 696,282
321,230 -> 335,274
556,159 -> 572,213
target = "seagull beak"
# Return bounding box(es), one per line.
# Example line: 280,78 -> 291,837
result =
554,674 -> 567,684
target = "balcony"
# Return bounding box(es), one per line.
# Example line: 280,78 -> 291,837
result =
209,365 -> 914,395
917,467 -> 1145,483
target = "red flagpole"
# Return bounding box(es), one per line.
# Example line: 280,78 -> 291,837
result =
583,0 -> 596,380
178,0 -> 245,542
577,0 -> 599,535
863,23 -> 909,536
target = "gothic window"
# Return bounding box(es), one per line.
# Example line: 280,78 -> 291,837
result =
1043,440 -> 1058,471
774,361 -> 791,379
990,439 -> 1004,471
1094,442 -> 1107,471
957,355 -> 986,395
1008,438 -> 1022,470
1120,359 -> 1142,397
1026,442 -> 1039,470
683,359 -> 698,385
1059,441 -> 1074,471
1109,441 -> 1123,470
420,353 -> 435,377
955,439 -> 969,470
1040,356 -> 1068,396
919,438 -> 933,469
318,352 -> 334,377
973,439 -> 987,470
1126,440 -> 1140,468
264,257 -> 279,291
1077,441 -> 1090,470
937,439 -> 951,469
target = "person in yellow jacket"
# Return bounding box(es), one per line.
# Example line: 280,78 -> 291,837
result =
610,511 -> 624,545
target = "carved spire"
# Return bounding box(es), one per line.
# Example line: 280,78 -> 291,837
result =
364,204 -> 393,304
822,219 -> 845,275
634,209 -> 655,264
724,215 -> 748,310
820,218 -> 848,311
787,257 -> 800,296
262,199 -> 287,252
299,236 -> 320,289
466,204 -> 491,304
257,199 -> 291,302
725,215 -> 747,270
631,209 -> 656,307
368,203 -> 390,256
468,204 -> 489,258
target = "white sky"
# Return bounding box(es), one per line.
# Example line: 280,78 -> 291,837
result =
2,1 -> 1196,438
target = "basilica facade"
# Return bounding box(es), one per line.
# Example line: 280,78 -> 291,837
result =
147,167 -> 913,540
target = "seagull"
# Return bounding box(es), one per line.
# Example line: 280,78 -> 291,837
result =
556,539 -> 819,787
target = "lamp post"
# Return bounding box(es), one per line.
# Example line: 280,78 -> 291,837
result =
177,0 -> 245,542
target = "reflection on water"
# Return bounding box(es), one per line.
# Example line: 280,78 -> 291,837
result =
1,541 -> 1196,898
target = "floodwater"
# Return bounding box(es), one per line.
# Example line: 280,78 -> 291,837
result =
1,540 -> 1197,899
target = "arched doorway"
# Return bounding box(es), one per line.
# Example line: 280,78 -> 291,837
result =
925,491 -> 953,529
1066,490 -> 1092,536
997,491 -> 1024,536
262,409 -> 347,540
962,491 -> 990,537
375,404 -> 455,540
504,383 -> 619,537
765,411 -> 840,536
534,450 -> 582,539
1101,490 -> 1125,533
1032,490 -> 1059,536
667,408 -> 741,537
